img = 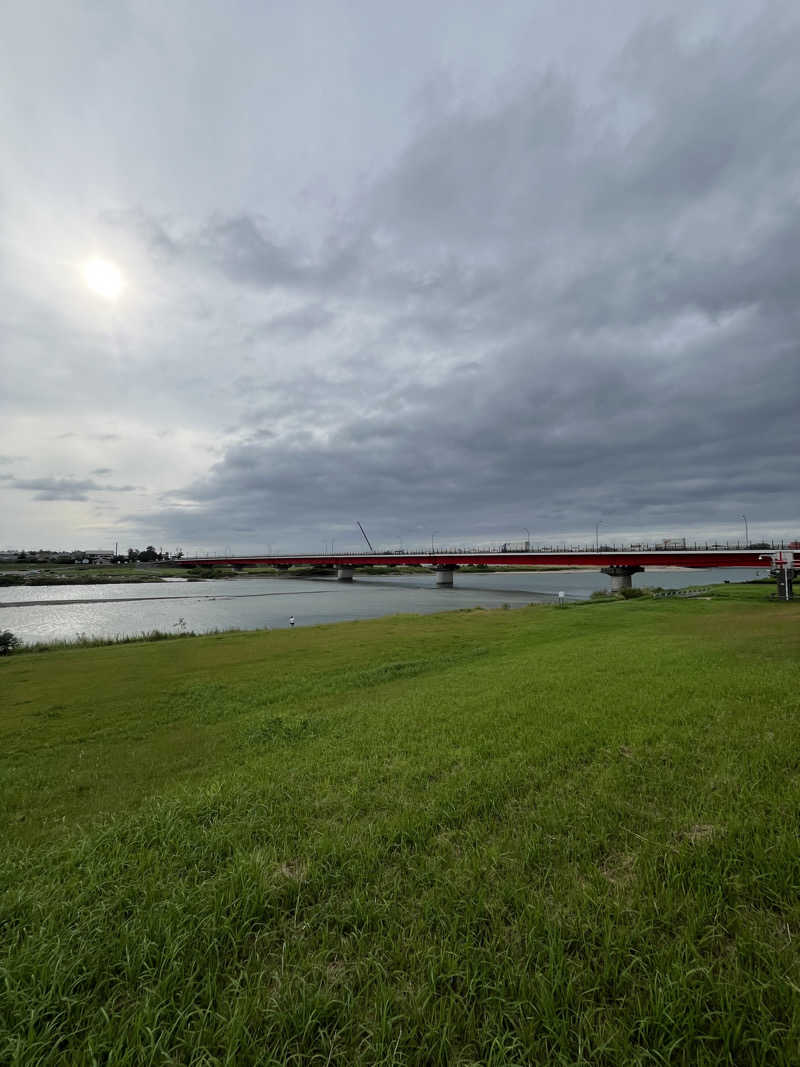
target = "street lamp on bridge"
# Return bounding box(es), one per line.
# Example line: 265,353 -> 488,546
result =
523,527 -> 531,550
595,520 -> 604,551
742,514 -> 749,546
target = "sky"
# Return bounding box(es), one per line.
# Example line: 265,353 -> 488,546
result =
1,0 -> 798,554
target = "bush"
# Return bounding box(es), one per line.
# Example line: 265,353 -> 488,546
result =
620,586 -> 646,599
0,630 -> 21,655
186,566 -> 224,579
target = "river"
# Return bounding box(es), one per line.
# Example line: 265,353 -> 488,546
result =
0,567 -> 767,645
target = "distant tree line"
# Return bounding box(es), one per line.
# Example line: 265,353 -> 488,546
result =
11,545 -> 183,564
123,546 -> 184,561
124,546 -> 184,561
127,545 -> 163,562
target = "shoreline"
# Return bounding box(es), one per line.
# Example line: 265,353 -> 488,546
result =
0,563 -> 711,592
0,588 -> 332,608
0,564 -> 596,589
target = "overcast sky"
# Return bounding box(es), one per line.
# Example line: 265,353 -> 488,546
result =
1,0 -> 798,553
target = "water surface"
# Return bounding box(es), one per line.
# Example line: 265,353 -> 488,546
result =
0,568 -> 766,645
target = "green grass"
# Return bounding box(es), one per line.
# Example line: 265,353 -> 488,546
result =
11,628 -> 202,654
1,587 -> 799,1064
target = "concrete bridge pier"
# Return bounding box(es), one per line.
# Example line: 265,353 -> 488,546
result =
336,566 -> 355,582
602,565 -> 644,592
435,565 -> 457,587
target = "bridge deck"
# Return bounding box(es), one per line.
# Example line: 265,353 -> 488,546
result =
176,550 -> 771,570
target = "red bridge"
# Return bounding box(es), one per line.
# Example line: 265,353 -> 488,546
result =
176,545 -> 790,593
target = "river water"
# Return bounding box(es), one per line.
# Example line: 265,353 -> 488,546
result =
0,567 -> 766,645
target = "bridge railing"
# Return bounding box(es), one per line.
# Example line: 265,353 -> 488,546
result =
180,540 -> 788,560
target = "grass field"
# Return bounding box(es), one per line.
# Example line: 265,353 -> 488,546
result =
1,586 -> 799,1064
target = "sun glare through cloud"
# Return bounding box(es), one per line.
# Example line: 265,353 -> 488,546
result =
82,257 -> 124,300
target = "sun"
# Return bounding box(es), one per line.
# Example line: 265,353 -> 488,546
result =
83,257 -> 124,300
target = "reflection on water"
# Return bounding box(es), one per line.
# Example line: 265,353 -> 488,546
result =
0,568 -> 767,645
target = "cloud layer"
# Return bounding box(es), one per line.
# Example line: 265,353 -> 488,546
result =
1,1 -> 798,550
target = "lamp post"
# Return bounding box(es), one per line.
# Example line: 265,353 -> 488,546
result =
742,514 -> 749,546
595,520 -> 603,551
523,527 -> 531,551
431,531 -> 438,555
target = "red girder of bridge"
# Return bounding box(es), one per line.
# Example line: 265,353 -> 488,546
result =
176,550 -> 769,570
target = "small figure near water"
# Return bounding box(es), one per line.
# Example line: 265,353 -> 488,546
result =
288,615 -> 295,627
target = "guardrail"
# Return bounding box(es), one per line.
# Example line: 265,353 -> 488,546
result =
180,541 -> 789,559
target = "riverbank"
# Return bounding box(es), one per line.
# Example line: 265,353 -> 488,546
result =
0,562 -> 594,587
0,563 -> 176,587
2,585 -> 798,1063
1,569 -> 769,647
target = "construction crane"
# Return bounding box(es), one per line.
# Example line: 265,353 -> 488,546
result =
355,521 -> 375,552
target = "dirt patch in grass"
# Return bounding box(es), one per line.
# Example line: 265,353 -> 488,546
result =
679,823 -> 721,844
599,851 -> 638,887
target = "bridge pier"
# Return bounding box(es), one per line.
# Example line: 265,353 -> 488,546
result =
602,565 -> 644,592
336,566 -> 355,582
435,565 -> 457,587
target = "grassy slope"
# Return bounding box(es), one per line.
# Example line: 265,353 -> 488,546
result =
1,587 -> 799,1064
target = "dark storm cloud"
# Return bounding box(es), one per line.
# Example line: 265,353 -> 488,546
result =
127,7 -> 800,548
